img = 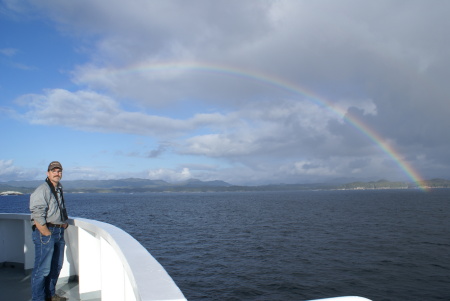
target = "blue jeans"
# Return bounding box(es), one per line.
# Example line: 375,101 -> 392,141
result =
31,227 -> 66,301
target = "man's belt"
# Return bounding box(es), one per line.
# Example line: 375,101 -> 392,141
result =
46,223 -> 65,228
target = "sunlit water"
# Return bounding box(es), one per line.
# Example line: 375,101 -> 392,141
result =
2,189 -> 449,301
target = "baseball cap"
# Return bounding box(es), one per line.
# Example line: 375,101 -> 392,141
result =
48,161 -> 63,171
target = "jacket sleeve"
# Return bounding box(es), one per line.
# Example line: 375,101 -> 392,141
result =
30,184 -> 51,226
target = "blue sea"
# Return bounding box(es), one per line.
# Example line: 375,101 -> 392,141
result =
1,189 -> 449,301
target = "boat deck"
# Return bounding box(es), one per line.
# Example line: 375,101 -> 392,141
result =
0,265 -> 100,301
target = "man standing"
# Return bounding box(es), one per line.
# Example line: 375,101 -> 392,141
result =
30,161 -> 69,301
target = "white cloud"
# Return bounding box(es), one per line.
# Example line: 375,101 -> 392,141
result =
180,99 -> 368,160
0,159 -> 40,181
292,161 -> 338,177
0,159 -> 18,176
147,167 -> 192,182
16,89 -> 234,137
0,48 -> 18,56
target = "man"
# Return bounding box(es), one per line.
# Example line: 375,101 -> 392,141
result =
30,161 -> 69,301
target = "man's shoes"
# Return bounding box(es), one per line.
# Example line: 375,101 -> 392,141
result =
46,294 -> 67,301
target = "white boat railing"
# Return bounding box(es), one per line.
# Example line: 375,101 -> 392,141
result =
0,213 -> 186,301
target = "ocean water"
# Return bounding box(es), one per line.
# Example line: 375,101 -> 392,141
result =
1,189 -> 449,301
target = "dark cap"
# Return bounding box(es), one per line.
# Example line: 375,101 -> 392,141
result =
48,161 -> 63,171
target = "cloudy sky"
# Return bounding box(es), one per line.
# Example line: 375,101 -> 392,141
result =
1,0 -> 449,185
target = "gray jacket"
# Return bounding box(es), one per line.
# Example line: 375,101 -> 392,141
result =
30,181 -> 66,226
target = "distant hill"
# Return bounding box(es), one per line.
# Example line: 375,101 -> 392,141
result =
1,178 -> 233,193
0,183 -> 35,194
338,179 -> 410,190
176,179 -> 232,187
339,178 -> 450,190
421,178 -> 450,188
1,178 -> 449,194
62,178 -> 171,190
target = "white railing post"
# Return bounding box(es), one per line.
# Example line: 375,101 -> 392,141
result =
78,227 -> 102,300
23,219 -> 34,270
101,236 -> 128,300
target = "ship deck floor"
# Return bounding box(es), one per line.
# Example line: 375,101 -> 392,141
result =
0,266 -> 100,301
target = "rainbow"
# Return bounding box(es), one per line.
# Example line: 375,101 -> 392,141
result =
104,61 -> 428,190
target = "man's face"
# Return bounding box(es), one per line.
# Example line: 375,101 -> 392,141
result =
47,168 -> 63,185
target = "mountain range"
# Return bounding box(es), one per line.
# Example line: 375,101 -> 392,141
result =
0,178 -> 232,194
1,178 -> 449,194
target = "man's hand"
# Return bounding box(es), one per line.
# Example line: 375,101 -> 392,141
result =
35,222 -> 52,236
